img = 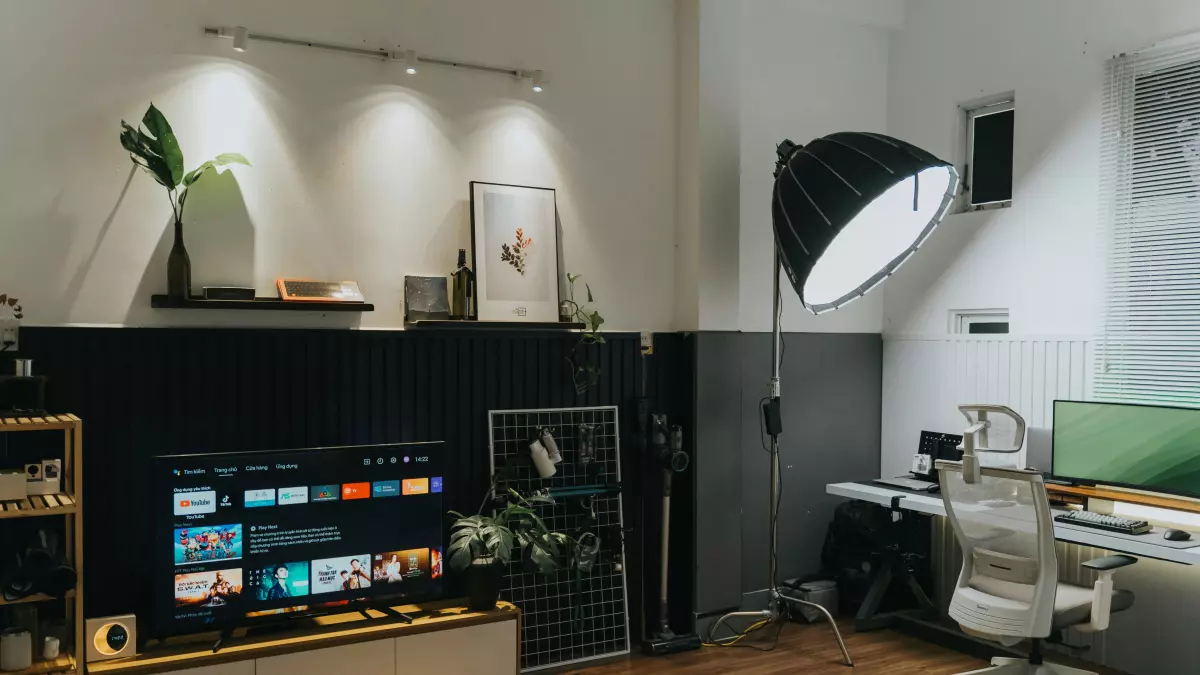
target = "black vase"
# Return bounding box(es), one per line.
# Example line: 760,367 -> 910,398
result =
167,219 -> 192,300
464,558 -> 503,611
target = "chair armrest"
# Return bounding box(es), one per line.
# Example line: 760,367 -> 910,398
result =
1081,554 -> 1138,571
1079,555 -> 1136,632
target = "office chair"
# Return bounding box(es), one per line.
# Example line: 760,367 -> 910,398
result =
936,460 -> 1137,674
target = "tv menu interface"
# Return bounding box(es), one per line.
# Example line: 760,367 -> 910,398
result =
155,443 -> 444,635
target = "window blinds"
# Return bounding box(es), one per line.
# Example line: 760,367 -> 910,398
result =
1098,36 -> 1200,405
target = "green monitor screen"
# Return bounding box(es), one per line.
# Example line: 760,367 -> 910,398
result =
1053,400 -> 1200,498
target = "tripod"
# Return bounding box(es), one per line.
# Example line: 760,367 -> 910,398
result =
707,247 -> 853,666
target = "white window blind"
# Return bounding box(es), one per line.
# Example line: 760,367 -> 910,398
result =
1098,36 -> 1200,405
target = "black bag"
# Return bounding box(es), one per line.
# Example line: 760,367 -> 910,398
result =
819,500 -> 932,612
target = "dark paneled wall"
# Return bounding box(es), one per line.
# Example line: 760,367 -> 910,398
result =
690,331 -> 882,616
7,327 -> 692,634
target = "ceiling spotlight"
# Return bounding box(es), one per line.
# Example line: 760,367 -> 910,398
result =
404,50 -> 418,75
531,70 -> 544,93
232,26 -> 249,52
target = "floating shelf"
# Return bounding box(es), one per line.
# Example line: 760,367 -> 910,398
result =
151,296 -> 374,312
406,320 -> 584,330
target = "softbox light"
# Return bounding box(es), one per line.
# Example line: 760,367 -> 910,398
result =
772,132 -> 959,314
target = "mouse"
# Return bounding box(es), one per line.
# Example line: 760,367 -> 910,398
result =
1164,529 -> 1192,542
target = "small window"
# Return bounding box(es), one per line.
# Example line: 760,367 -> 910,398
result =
962,99 -> 1014,211
951,310 -> 1009,335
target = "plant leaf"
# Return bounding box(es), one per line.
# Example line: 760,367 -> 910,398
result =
142,103 -> 184,186
121,122 -> 174,189
182,161 -> 215,187
567,273 -> 581,284
589,311 -> 604,331
449,540 -> 475,572
586,283 -> 593,303
176,187 -> 189,214
214,152 -> 251,167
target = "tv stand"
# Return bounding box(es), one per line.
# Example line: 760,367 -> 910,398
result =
380,606 -> 414,624
92,601 -> 518,675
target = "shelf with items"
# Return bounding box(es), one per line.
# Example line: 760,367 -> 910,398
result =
0,493 -> 77,518
406,320 -> 584,330
0,414 -> 83,675
150,295 -> 374,312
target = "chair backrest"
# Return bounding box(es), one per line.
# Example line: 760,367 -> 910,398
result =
937,460 -> 1058,642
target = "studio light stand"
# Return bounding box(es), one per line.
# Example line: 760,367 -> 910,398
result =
707,245 -> 853,667
708,134 -> 960,665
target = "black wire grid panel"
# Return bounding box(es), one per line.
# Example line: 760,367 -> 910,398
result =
488,406 -> 631,672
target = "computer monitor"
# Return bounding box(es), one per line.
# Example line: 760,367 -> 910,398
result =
1052,400 -> 1200,498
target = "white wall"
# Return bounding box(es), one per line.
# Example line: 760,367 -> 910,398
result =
736,0 -> 897,334
0,0 -> 676,330
883,0 -> 1200,338
882,4 -> 1200,674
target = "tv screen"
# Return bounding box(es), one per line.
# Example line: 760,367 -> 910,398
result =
154,442 -> 445,636
1053,400 -> 1200,498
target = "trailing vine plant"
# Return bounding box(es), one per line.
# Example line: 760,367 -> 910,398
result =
563,273 -> 605,394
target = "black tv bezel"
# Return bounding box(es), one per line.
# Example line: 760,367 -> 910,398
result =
1050,399 -> 1200,500
152,441 -> 446,638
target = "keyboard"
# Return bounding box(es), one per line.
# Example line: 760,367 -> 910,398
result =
1054,510 -> 1152,535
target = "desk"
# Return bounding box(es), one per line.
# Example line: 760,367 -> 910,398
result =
827,481 -> 1200,565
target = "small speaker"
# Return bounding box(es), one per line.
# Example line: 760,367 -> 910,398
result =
86,615 -> 135,662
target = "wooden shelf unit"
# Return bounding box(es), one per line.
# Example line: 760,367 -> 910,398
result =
0,414 -> 83,675
6,655 -> 75,675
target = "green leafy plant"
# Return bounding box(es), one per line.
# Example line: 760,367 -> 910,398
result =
563,273 -> 605,394
0,294 -> 22,321
119,103 -> 250,229
448,489 -> 570,575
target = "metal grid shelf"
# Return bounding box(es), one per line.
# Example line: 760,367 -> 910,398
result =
488,406 -> 630,672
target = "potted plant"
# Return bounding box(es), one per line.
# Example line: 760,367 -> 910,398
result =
562,273 -> 605,394
448,489 -> 569,610
118,104 -> 250,300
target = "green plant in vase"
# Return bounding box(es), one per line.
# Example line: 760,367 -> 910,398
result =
448,489 -> 571,610
119,104 -> 250,300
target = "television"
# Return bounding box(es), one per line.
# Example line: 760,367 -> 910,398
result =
1052,400 -> 1200,498
154,442 -> 445,637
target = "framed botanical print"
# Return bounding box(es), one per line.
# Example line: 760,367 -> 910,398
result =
469,181 -> 561,322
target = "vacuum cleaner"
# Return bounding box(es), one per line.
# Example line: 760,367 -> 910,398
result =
643,415 -> 702,655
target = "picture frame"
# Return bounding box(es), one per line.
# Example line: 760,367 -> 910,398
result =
469,181 -> 561,322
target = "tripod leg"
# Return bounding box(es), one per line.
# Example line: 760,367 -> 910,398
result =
778,593 -> 853,667
855,559 -> 894,629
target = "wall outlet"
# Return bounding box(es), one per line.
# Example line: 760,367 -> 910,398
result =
1,322 -> 18,353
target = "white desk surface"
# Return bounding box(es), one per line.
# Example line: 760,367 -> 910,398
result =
827,481 -> 1200,566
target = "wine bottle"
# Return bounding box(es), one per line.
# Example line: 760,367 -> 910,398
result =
450,249 -> 475,320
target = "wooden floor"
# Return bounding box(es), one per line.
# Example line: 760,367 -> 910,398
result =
562,620 -> 987,675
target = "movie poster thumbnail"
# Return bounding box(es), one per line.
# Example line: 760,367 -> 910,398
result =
175,524 -> 242,565
311,555 -> 372,594
431,548 -> 443,580
174,569 -> 243,608
372,548 -> 430,583
248,561 -> 310,601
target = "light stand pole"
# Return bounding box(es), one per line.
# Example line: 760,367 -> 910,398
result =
705,131 -> 958,666
707,245 -> 853,667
